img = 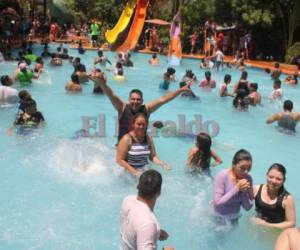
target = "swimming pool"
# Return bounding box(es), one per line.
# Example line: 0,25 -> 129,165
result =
0,44 -> 299,249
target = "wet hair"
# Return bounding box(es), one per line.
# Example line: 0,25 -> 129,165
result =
274,79 -> 281,88
274,62 -> 280,68
74,57 -> 80,63
0,75 -> 10,85
232,149 -> 252,165
153,120 -> 164,129
283,100 -> 293,111
167,67 -> 176,75
179,82 -> 187,88
35,57 -> 43,64
205,71 -> 211,79
75,64 -> 85,72
24,99 -> 37,115
152,53 -> 157,59
63,48 -> 68,54
71,74 -> 80,84
233,89 -> 249,110
267,163 -> 289,198
190,132 -> 212,170
132,112 -> 148,124
185,69 -> 194,79
18,90 -> 31,100
265,68 -> 271,74
129,89 -> 143,99
241,71 -> 248,80
116,62 -> 123,69
98,50 -> 103,57
224,74 -> 231,84
250,82 -> 258,91
137,170 -> 162,199
57,47 -> 61,52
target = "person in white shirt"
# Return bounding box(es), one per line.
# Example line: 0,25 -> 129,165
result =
0,75 -> 18,106
269,79 -> 282,101
215,48 -> 224,71
120,170 -> 171,250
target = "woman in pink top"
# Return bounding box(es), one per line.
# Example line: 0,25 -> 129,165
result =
213,149 -> 253,225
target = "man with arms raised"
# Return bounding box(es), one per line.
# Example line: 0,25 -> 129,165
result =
89,72 -> 191,142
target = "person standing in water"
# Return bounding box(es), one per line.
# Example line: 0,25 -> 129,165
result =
213,149 -> 253,225
120,170 -> 172,249
187,132 -> 222,175
252,163 -> 296,229
266,100 -> 300,132
88,72 -> 191,142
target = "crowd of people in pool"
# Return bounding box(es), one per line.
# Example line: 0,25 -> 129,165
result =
1,40 -> 300,249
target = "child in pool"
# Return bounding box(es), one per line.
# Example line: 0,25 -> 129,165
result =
187,132 -> 222,175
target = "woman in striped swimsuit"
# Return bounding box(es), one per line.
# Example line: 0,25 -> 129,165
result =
116,113 -> 170,178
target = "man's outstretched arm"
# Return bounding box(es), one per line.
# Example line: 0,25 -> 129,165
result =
146,84 -> 191,113
89,74 -> 124,113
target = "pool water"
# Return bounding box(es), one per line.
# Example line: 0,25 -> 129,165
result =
0,43 -> 299,249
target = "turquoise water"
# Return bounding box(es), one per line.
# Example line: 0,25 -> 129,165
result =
0,44 -> 299,249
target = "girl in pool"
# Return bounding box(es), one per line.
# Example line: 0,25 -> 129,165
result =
233,89 -> 250,111
213,149 -> 253,225
187,132 -> 222,175
252,163 -> 296,229
233,71 -> 250,95
219,74 -> 233,97
116,113 -> 170,178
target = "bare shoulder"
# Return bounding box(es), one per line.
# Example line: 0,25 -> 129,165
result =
253,184 -> 260,197
189,147 -> 198,155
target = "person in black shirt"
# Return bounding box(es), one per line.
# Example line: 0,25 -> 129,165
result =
8,99 -> 45,136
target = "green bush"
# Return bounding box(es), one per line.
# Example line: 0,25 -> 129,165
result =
286,42 -> 300,64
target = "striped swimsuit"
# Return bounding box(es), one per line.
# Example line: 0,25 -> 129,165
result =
126,135 -> 151,169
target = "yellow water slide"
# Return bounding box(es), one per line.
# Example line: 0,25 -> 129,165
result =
117,0 -> 149,52
105,1 -> 136,44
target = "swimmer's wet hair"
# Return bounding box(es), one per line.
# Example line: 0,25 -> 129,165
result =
129,89 -> 143,98
71,74 -> 80,84
274,78 -> 281,87
205,71 -> 211,78
224,74 -> 231,83
232,149 -> 252,165
283,100 -> 293,111
138,170 -> 162,199
250,82 -> 258,90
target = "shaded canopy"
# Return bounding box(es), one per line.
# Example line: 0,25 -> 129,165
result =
145,19 -> 170,26
0,7 -> 20,20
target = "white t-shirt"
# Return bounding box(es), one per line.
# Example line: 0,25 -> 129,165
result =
215,50 -> 224,62
120,195 -> 160,250
270,88 -> 282,100
0,86 -> 18,105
